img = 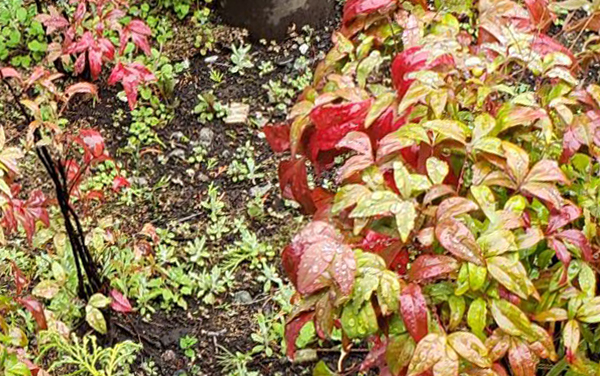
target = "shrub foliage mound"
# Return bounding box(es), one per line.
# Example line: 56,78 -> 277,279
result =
265,0 -> 600,374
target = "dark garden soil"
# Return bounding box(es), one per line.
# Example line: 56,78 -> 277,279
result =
59,7 -> 344,376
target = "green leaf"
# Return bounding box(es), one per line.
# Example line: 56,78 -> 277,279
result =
470,185 -> 496,219
579,263 -> 596,297
332,184 -> 371,214
378,271 -> 401,315
88,293 -> 112,309
350,190 -> 399,218
357,51 -> 383,88
313,360 -> 337,376
576,297 -> 600,323
467,298 -> 487,339
490,299 -> 537,341
366,92 -> 395,128
487,255 -> 537,299
448,295 -> 465,330
423,119 -> 470,144
407,333 -> 445,376
32,280 -> 60,300
563,319 -> 580,355
426,157 -> 449,185
85,306 -> 107,334
386,334 -> 415,375
468,263 -> 487,291
393,162 -> 412,199
341,303 -> 379,339
447,332 -> 491,368
393,201 -> 417,242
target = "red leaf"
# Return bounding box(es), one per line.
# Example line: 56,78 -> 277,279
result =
36,6 -> 69,34
119,19 -> 152,55
11,261 -> 28,295
0,67 -> 22,81
342,0 -> 395,25
285,311 -> 314,359
65,82 -> 98,99
524,0 -> 556,32
360,336 -> 388,372
359,230 -> 396,253
557,229 -> 592,262
408,254 -> 460,282
108,62 -> 155,110
399,283 -> 428,342
391,47 -> 429,100
88,46 -> 103,80
17,296 -> 48,331
112,176 -> 131,192
278,158 -> 316,214
547,203 -> 581,234
282,244 -> 302,287
531,34 -> 576,66
435,219 -> 485,266
508,341 -> 539,376
110,289 -> 133,313
78,129 -> 105,159
548,237 -> 571,267
263,123 -> 291,153
337,131 -> 373,156
310,100 -> 372,131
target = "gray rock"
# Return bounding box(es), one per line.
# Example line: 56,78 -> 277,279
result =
161,349 -> 176,362
131,177 -> 148,187
171,131 -> 185,141
197,173 -> 210,183
199,128 -> 214,148
169,148 -> 186,160
233,290 -> 253,304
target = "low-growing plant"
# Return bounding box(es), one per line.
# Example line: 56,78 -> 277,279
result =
229,43 -> 254,75
265,0 -> 600,375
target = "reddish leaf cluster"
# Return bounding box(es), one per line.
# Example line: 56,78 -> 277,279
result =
37,0 -> 155,109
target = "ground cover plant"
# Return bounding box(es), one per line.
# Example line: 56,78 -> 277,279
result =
2,0 -> 600,375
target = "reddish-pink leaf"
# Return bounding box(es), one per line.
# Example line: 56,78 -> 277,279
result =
342,0 -> 395,25
525,160 -> 568,185
557,229 -> 593,262
531,34 -> 576,66
79,129 -> 105,159
284,221 -> 340,289
310,100 -> 372,131
119,19 -> 152,55
524,0 -> 556,32
263,123 -> 291,153
88,46 -> 103,80
297,239 -> 335,294
435,219 -> 485,266
399,283 -> 428,342
11,261 -> 28,295
391,47 -> 429,100
360,336 -> 388,372
547,203 -> 581,234
408,254 -> 460,282
548,237 -> 571,267
17,296 -> 48,330
110,289 -> 133,313
36,6 -> 69,34
508,341 -> 539,376
337,131 -> 373,156
358,230 -> 396,253
112,176 -> 131,192
285,311 -> 314,359
65,82 -> 98,99
278,158 -> 316,214
0,67 -> 22,81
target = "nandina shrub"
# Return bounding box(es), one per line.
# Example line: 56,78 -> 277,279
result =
37,0 -> 155,109
265,0 -> 600,375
